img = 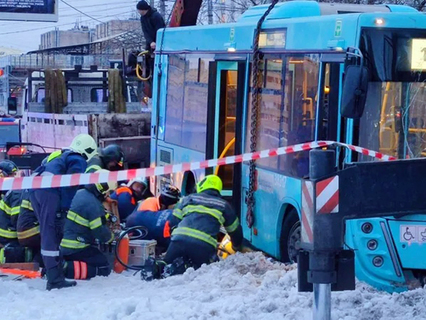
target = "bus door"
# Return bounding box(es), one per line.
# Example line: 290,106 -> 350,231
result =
316,54 -> 345,158
206,61 -> 246,215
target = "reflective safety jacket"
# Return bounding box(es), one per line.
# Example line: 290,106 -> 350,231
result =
169,189 -> 243,249
126,209 -> 172,247
137,197 -> 160,212
60,187 -> 113,256
85,155 -> 104,173
0,190 -> 22,242
17,190 -> 40,241
109,186 -> 137,222
35,150 -> 87,212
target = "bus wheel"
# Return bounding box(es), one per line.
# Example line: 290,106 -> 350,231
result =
280,208 -> 300,263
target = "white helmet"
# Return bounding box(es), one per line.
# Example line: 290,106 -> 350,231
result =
95,169 -> 118,195
127,177 -> 147,188
69,134 -> 98,161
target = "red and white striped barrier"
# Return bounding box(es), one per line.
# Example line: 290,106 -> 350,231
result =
0,140 -> 396,191
301,180 -> 314,244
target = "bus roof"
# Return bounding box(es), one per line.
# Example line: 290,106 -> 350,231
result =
157,1 -> 424,53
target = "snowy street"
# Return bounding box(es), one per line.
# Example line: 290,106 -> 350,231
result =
1,252 -> 425,320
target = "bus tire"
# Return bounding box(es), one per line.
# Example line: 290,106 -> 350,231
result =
280,207 -> 300,263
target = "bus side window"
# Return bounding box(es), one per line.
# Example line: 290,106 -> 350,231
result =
246,55 -> 319,178
281,56 -> 319,177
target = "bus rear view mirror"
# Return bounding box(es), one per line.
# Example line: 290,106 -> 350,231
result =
341,65 -> 369,119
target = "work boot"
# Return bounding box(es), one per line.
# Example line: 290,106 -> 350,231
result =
140,258 -> 165,281
45,266 -> 77,291
162,257 -> 187,278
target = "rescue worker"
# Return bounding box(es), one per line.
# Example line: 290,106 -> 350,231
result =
136,0 -> 165,52
17,189 -> 41,265
0,160 -> 21,246
60,170 -> 116,280
126,185 -> 180,252
0,160 -> 18,199
138,184 -> 181,212
142,175 -> 243,279
30,133 -> 97,290
127,208 -> 173,253
109,178 -> 151,222
86,144 -> 125,173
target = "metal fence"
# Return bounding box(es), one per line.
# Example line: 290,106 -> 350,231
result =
0,54 -> 120,69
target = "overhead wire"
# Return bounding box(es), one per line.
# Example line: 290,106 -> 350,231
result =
60,0 -> 107,23
0,11 -> 134,35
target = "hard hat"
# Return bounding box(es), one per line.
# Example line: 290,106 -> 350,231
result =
196,175 -> 223,193
100,144 -> 125,170
127,177 -> 147,188
95,170 -> 118,195
69,134 -> 98,161
161,185 -> 181,199
0,160 -> 18,177
159,185 -> 181,207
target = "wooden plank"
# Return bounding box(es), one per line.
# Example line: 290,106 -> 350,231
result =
0,262 -> 40,271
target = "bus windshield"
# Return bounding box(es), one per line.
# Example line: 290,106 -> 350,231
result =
358,28 -> 426,159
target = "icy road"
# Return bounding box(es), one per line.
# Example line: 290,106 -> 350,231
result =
1,253 -> 425,320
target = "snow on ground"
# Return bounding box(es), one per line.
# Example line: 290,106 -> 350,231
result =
1,252 -> 426,320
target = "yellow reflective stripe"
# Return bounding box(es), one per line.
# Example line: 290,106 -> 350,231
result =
172,227 -> 217,248
85,164 -> 102,173
47,150 -> 62,163
17,225 -> 40,239
10,206 -> 20,216
0,201 -> 11,215
0,228 -> 17,238
89,217 -> 102,230
60,239 -> 90,249
67,211 -> 90,228
21,200 -> 33,211
225,218 -> 240,233
182,205 -> 225,224
173,208 -> 183,220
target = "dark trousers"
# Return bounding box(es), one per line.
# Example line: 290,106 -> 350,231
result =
0,237 -> 19,246
30,189 -> 62,270
63,246 -> 111,280
164,238 -> 217,270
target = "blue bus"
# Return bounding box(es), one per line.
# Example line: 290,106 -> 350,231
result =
150,1 -> 426,292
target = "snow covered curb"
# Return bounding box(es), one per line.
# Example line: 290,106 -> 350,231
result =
1,252 -> 425,320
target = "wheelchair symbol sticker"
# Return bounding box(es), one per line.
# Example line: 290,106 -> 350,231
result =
400,225 -> 417,243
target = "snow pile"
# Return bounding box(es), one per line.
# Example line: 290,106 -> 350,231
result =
1,253 -> 425,320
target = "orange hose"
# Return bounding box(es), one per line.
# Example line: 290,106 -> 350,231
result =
0,268 -> 41,279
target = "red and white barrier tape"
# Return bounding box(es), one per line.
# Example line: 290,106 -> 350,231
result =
0,140 -> 396,191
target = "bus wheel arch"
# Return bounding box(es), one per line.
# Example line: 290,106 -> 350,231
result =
182,171 -> 196,195
279,205 -> 300,263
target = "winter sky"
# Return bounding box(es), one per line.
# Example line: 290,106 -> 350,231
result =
0,0 -> 143,52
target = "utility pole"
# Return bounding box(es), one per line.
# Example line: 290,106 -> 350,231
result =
230,0 -> 235,22
208,0 -> 213,24
159,0 -> 166,18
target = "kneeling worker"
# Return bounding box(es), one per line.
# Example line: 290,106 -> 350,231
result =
60,170 -> 117,280
126,185 -> 181,251
143,175 -> 243,279
110,178 -> 151,222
